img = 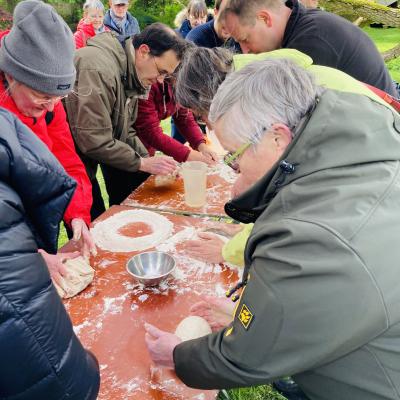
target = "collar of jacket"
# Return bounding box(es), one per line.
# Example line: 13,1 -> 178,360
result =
282,0 -> 305,48
225,88 -> 400,224
122,37 -> 147,98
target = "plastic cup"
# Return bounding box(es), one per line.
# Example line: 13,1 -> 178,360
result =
180,161 -> 207,207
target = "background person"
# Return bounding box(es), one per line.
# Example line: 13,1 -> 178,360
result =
65,24 -> 186,219
219,0 -> 397,97
0,107 -> 100,400
74,0 -> 110,49
0,0 -> 95,285
175,0 -> 208,38
104,0 -> 140,40
145,58 -> 400,400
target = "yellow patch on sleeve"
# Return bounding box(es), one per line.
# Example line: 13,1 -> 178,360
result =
238,303 -> 254,330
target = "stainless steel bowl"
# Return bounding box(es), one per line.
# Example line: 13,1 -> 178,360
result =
126,251 -> 176,286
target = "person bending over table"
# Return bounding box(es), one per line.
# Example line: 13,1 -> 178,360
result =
0,0 -> 96,285
0,107 -> 100,400
135,79 -> 217,165
145,58 -> 400,400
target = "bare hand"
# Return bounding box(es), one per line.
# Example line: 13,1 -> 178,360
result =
186,150 -> 214,165
39,249 -> 80,286
144,323 -> 181,369
183,232 -> 226,264
140,156 -> 178,175
71,218 -> 97,257
190,296 -> 235,331
197,143 -> 218,164
202,221 -> 243,237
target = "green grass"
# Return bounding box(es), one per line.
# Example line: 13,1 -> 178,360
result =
57,27 -> 400,400
363,26 -> 400,82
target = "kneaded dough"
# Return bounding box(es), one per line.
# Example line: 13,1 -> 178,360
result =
53,256 -> 95,299
174,316 -> 212,341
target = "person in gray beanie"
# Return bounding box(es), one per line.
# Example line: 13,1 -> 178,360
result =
0,0 -> 96,292
0,0 -> 75,95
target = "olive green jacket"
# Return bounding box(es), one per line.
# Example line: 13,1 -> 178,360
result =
221,49 -> 395,267
174,89 -> 400,400
65,32 -> 148,181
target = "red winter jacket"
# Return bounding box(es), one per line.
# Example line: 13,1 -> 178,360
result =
0,78 -> 92,226
74,18 -> 109,49
135,81 -> 206,162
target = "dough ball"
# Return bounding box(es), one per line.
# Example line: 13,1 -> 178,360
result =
174,316 -> 212,341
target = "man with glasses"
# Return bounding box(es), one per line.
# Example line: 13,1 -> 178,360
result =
104,0 -> 140,40
65,23 -> 187,219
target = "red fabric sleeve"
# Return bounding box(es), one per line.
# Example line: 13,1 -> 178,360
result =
135,90 -> 192,163
74,30 -> 85,49
48,102 -> 92,226
172,106 -> 206,150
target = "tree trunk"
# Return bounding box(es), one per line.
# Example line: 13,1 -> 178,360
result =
382,43 -> 400,61
319,0 -> 400,27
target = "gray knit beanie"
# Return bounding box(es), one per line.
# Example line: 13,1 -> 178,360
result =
0,0 -> 76,95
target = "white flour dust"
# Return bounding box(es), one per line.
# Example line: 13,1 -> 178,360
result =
91,209 -> 173,252
208,162 -> 236,184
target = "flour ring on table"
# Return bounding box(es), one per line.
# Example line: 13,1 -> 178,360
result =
91,209 -> 173,252
174,316 -> 212,341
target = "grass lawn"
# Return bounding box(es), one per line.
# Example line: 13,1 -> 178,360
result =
57,27 -> 400,400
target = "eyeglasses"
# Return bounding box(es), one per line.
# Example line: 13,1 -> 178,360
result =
152,56 -> 175,80
223,142 -> 251,172
31,93 -> 68,106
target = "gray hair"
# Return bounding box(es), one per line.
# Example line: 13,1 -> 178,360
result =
83,0 -> 105,12
175,46 -> 234,116
209,58 -> 321,145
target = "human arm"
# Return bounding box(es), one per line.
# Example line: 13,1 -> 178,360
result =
221,223 -> 254,267
173,219 -> 387,389
65,67 -> 148,173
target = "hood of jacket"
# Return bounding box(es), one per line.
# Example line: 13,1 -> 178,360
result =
0,108 -> 76,253
226,89 -> 400,223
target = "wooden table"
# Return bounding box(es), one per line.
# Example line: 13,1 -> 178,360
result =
122,162 -> 236,218
63,205 -> 240,400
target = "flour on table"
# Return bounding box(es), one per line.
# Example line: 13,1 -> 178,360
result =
91,209 -> 173,252
208,162 -> 236,184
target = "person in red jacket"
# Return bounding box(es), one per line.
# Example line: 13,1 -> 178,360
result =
135,80 -> 217,164
0,3 -> 95,285
74,0 -> 110,49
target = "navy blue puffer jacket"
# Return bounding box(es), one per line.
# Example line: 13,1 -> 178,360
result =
0,108 -> 100,399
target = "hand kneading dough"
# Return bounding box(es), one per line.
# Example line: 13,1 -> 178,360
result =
174,316 -> 212,341
53,256 -> 95,299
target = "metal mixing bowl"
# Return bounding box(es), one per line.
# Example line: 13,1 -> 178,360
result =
126,251 -> 176,286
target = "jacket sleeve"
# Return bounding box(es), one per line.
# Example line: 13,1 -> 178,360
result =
172,106 -> 206,151
66,67 -> 146,172
174,218 -> 388,389
48,102 -> 92,226
221,223 -> 253,267
74,30 -> 85,49
135,91 -> 192,163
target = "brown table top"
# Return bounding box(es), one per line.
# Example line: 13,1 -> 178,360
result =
122,162 -> 236,218
63,205 -> 240,400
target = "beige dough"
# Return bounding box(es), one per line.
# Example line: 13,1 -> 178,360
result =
53,256 -> 95,299
174,316 -> 212,341
155,170 -> 177,187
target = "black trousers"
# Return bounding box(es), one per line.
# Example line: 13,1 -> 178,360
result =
90,164 -> 149,220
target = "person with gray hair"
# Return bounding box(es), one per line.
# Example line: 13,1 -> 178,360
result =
74,0 -> 110,49
104,0 -> 140,40
145,58 -> 400,400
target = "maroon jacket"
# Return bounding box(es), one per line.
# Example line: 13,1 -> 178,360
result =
135,81 -> 205,162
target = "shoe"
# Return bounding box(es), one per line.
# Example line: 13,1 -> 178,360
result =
272,377 -> 309,400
